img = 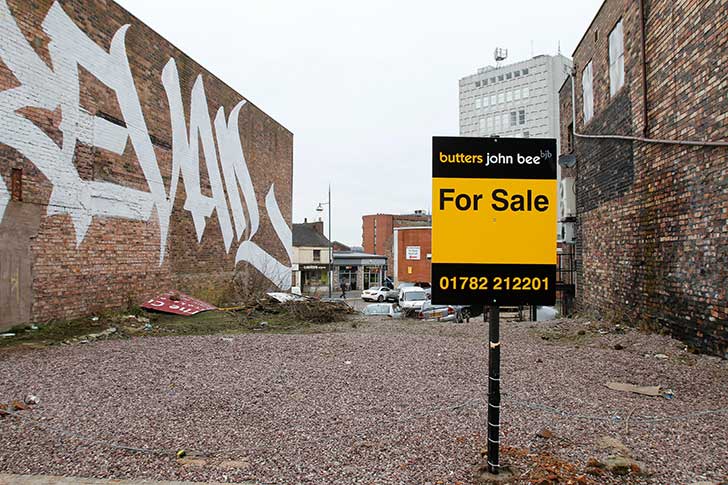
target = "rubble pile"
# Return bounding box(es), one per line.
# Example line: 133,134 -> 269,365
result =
230,294 -> 355,324
281,299 -> 355,323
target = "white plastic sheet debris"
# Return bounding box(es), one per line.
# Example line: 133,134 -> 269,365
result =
267,292 -> 308,303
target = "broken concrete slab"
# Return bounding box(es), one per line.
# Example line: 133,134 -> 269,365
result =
605,381 -> 663,397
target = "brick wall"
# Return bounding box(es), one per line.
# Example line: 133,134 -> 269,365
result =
0,0 -> 293,328
569,0 -> 727,356
362,213 -> 430,277
395,227 -> 432,284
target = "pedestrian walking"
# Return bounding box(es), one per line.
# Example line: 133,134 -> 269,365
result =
340,281 -> 347,299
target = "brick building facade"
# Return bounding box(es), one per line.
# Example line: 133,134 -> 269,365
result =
362,212 -> 430,277
563,0 -> 727,356
0,0 -> 293,328
393,227 -> 432,284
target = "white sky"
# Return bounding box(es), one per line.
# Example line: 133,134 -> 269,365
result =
116,0 -> 603,246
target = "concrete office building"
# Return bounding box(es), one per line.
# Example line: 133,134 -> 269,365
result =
459,53 -> 572,238
459,53 -> 572,141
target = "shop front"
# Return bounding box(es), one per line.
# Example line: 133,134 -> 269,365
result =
333,252 -> 387,291
298,264 -> 330,295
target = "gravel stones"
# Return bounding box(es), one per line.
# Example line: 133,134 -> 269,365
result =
1,318 -> 726,484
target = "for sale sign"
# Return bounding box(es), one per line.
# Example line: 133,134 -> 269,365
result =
431,136 -> 557,305
406,246 -> 421,260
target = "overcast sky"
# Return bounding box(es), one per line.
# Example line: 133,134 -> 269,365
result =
116,0 -> 602,246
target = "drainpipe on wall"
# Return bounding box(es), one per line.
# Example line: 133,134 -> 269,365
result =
638,0 -> 649,137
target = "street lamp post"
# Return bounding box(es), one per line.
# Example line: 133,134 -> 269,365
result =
316,185 -> 332,298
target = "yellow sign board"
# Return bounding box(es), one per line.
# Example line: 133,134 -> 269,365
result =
431,136 -> 557,305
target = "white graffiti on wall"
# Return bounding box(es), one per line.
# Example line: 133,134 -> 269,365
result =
0,1 -> 291,288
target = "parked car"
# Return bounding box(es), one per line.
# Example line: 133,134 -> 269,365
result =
361,303 -> 402,319
379,283 -> 407,303
361,286 -> 390,302
396,281 -> 432,299
417,302 -> 466,322
415,282 -> 432,298
398,287 -> 430,314
384,286 -> 400,302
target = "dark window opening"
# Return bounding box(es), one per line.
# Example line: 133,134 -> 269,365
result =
567,122 -> 574,153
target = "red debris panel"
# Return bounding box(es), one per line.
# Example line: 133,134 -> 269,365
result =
141,291 -> 216,316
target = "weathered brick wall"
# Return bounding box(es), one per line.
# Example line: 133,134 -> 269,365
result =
362,213 -> 430,277
396,228 -> 432,284
570,0 -> 727,356
0,0 -> 293,328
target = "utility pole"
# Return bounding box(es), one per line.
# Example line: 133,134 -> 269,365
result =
316,186 -> 333,298
328,185 -> 332,299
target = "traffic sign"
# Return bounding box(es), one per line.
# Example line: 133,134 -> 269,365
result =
431,136 -> 557,306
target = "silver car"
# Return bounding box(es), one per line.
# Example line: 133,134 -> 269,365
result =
361,303 -> 403,319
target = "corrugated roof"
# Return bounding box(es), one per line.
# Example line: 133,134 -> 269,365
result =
292,223 -> 330,247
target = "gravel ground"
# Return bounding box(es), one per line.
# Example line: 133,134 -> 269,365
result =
1,316 -> 727,484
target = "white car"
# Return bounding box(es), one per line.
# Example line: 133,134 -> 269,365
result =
398,287 -> 429,312
361,286 -> 390,302
362,303 -> 402,319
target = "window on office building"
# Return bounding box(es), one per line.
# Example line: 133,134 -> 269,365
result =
490,77 -> 496,83
498,92 -> 505,104
514,89 -> 521,101
506,91 -> 512,102
498,75 -> 504,81
479,118 -> 486,133
519,109 -> 526,125
502,113 -> 509,128
495,115 -> 501,131
475,80 -> 481,88
475,97 -> 481,109
609,19 -> 625,96
523,131 -> 530,138
487,116 -> 494,131
522,86 -> 530,98
582,61 -> 594,122
506,72 -> 512,80
490,94 -> 496,105
510,111 -> 517,126
313,249 -> 321,262
514,70 -> 520,77
522,68 -> 529,75
484,95 -> 489,107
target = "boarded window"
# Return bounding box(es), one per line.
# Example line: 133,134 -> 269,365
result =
609,20 -> 625,96
582,61 -> 594,122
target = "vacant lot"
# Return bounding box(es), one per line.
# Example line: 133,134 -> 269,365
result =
1,315 -> 726,484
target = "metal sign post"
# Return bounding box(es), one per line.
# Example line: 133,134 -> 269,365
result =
487,304 -> 500,473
